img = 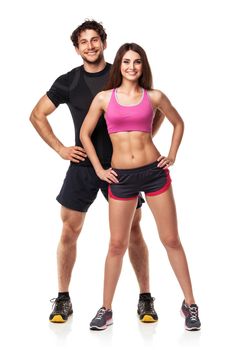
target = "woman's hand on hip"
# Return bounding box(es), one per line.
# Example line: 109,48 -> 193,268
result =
157,155 -> 175,169
97,168 -> 119,183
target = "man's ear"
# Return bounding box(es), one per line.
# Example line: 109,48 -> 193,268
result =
75,46 -> 80,55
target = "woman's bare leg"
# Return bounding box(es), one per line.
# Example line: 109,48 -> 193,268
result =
145,186 -> 195,305
103,198 -> 137,309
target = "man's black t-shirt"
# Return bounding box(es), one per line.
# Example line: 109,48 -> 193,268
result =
46,63 -> 112,167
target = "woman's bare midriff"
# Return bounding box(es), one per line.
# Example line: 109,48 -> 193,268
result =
110,131 -> 160,169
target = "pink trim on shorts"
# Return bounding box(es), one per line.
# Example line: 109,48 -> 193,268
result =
145,169 -> 172,197
108,186 -> 138,201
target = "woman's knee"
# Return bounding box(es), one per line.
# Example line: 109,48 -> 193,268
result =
161,235 -> 181,249
108,239 -> 128,257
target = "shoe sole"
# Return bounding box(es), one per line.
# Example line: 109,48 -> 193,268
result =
140,314 -> 158,323
49,311 -> 73,323
90,319 -> 113,331
180,310 -> 201,331
50,315 -> 66,323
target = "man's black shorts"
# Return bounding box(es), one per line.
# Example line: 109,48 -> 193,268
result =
56,163 -> 144,212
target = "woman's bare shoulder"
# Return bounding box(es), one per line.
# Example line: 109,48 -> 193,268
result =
147,89 -> 164,107
95,89 -> 113,103
148,89 -> 163,99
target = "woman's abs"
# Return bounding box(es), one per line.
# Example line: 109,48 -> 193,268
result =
110,132 -> 160,169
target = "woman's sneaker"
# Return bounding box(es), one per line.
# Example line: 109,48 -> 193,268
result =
181,300 -> 201,331
90,307 -> 113,330
137,295 -> 158,322
49,296 -> 73,323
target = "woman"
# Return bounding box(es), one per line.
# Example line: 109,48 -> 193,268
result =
80,43 -> 201,331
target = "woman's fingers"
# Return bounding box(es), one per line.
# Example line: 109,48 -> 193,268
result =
157,156 -> 174,168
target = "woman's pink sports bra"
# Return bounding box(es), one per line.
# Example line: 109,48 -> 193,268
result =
105,88 -> 154,134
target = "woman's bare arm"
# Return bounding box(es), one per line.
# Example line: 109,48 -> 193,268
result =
150,90 -> 184,168
80,92 -> 118,183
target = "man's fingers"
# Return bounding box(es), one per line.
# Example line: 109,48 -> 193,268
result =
70,157 -> 80,163
72,154 -> 86,160
73,150 -> 87,157
74,146 -> 86,153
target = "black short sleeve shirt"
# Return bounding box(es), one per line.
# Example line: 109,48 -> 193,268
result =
46,63 -> 112,167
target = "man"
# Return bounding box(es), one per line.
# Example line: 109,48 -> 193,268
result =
30,20 -> 164,324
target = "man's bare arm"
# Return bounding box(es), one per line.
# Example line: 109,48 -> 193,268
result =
29,95 -> 86,163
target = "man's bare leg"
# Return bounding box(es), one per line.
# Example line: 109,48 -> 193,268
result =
128,208 -> 158,322
57,206 -> 86,291
49,206 -> 86,323
128,208 -> 149,293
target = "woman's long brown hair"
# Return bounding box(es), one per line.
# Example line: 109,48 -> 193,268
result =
104,43 -> 153,90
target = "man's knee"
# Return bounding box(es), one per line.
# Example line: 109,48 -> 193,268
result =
60,208 -> 85,246
130,208 -> 141,232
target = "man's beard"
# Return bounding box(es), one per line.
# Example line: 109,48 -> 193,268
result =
82,52 -> 104,65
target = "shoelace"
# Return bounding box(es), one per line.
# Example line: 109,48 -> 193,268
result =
95,308 -> 106,320
189,306 -> 199,321
50,297 -> 69,312
141,297 -> 155,312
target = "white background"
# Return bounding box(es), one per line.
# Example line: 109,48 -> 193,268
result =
0,0 -> 240,349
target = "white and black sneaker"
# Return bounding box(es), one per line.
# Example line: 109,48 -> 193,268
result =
181,300 -> 201,331
90,307 -> 113,330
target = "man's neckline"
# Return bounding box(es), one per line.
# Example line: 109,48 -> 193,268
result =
81,63 -> 111,77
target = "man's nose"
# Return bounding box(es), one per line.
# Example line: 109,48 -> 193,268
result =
87,41 -> 94,49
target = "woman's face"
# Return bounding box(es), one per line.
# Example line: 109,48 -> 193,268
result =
120,50 -> 143,82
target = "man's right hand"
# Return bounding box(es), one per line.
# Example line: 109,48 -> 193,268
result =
58,146 -> 87,163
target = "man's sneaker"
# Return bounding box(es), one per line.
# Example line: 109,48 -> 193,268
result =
137,295 -> 158,322
90,307 -> 113,330
181,300 -> 201,331
49,296 -> 73,323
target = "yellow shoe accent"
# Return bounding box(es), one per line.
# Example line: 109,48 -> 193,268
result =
50,315 -> 66,323
141,315 -> 157,323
